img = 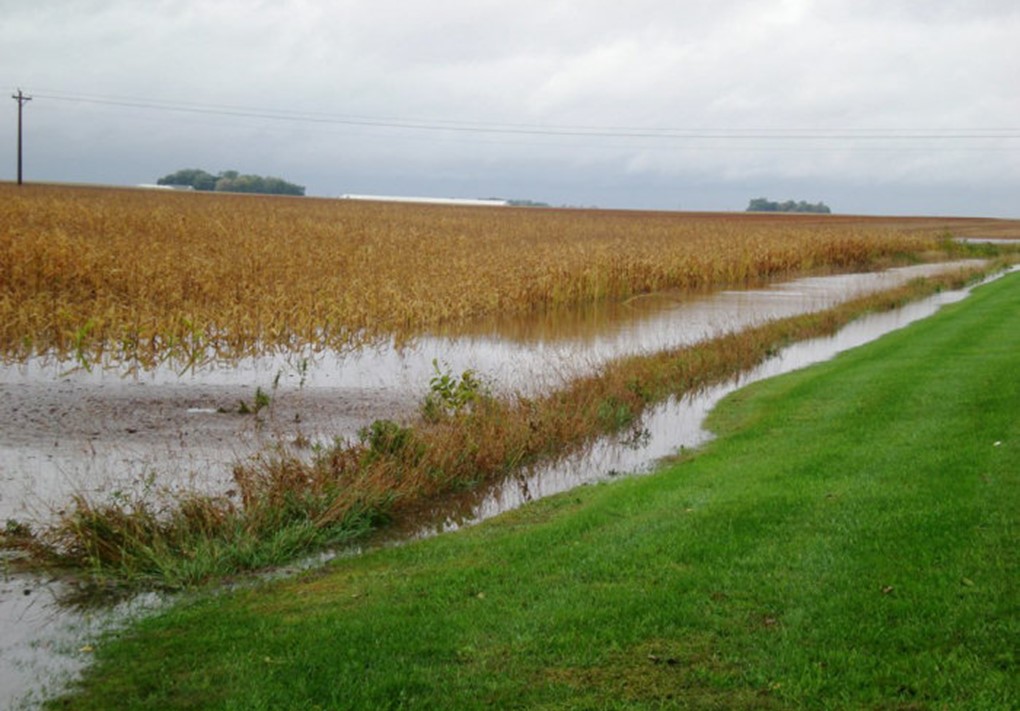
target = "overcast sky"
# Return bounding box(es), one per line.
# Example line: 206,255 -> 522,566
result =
3,0 -> 1019,216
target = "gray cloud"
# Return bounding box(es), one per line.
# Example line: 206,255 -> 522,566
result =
2,0 -> 1018,215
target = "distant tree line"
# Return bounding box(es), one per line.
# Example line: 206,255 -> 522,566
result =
157,169 -> 305,196
505,199 -> 551,207
746,197 -> 831,214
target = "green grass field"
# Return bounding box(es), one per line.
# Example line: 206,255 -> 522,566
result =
51,273 -> 1019,710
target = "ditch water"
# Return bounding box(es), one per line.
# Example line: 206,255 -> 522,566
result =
399,279 -> 996,536
0,258 -> 997,708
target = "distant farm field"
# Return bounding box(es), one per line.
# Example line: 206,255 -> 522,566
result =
1,183 -> 1012,368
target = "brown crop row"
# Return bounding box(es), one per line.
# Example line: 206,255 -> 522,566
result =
1,183 -> 1008,368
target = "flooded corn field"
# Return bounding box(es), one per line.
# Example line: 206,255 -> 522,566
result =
0,258 -> 998,707
0,260 -> 985,525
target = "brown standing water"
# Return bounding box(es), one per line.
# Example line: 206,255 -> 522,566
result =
0,259 -> 996,707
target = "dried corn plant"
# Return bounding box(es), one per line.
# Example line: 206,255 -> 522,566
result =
2,183 -> 996,369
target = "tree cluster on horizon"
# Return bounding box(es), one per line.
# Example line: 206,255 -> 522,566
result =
746,197 -> 831,214
157,169 -> 305,196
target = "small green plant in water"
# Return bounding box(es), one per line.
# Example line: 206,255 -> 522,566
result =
359,419 -> 423,469
4,518 -> 32,539
422,359 -> 487,421
238,387 -> 272,415
71,319 -> 96,371
175,316 -> 208,374
597,397 -> 636,430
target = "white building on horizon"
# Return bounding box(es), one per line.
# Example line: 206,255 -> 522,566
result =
339,194 -> 508,207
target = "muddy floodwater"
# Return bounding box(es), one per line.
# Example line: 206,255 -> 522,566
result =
0,260 -> 985,525
0,259 -> 995,707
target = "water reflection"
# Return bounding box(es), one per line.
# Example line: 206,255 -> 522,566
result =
396,274 -> 1002,538
0,564 -> 163,710
2,260 -> 986,392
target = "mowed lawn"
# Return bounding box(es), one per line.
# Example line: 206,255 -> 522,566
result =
52,273 -> 1018,710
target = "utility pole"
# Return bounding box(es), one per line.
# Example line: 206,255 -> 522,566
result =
12,88 -> 31,185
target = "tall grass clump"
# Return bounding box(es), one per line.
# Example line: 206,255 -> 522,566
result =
4,183 -> 1011,369
2,267 -> 998,589
6,456 -> 393,590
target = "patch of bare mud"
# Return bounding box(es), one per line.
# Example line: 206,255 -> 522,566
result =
0,380 -> 415,522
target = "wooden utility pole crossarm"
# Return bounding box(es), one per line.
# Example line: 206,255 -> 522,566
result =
12,88 -> 32,185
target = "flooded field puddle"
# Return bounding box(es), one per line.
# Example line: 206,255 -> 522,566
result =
0,259 -> 996,707
0,259 -> 986,525
0,573 -> 163,710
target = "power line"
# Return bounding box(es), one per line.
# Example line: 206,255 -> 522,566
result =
28,89 -> 1020,142
32,88 -> 1019,134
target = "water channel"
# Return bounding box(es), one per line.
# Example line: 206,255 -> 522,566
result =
0,258 -> 999,708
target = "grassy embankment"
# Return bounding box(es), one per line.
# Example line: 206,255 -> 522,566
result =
49,271 -> 1019,709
